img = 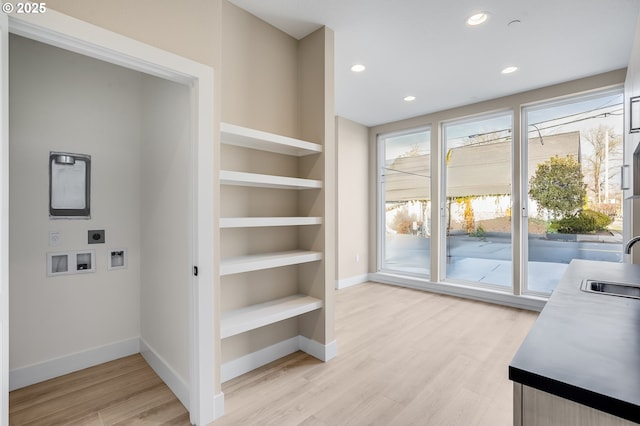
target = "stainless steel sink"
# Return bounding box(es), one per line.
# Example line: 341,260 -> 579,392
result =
581,279 -> 640,299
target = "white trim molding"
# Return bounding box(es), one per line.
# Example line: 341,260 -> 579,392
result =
336,274 -> 371,290
221,336 -> 299,383
299,336 -> 337,361
214,391 -> 225,418
9,337 -> 197,418
1,11 -> 10,426
9,338 -> 139,392
140,339 -> 189,410
370,272 -> 546,312
221,335 -> 337,383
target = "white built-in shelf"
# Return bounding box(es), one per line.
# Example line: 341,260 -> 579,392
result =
220,250 -> 323,276
221,122 -> 322,157
220,170 -> 322,190
220,217 -> 323,228
220,294 -> 323,339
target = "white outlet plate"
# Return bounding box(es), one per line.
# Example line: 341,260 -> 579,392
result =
48,231 -> 61,247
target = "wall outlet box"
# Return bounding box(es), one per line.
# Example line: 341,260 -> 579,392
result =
108,248 -> 127,270
47,250 -> 96,276
88,229 -> 105,244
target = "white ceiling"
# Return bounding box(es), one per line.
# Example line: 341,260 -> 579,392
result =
229,0 -> 640,127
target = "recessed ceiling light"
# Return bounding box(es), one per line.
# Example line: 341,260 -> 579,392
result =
501,66 -> 518,74
404,95 -> 416,102
466,12 -> 488,26
351,64 -> 366,73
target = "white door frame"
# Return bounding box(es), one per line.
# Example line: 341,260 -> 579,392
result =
1,11 -> 10,426
1,11 -> 218,426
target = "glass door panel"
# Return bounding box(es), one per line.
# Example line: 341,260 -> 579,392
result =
442,113 -> 513,289
524,89 -> 624,294
379,129 -> 431,277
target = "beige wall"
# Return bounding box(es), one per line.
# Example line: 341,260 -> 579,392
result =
9,35 -> 143,370
45,0 -> 219,68
221,1 -> 299,137
336,116 -> 369,283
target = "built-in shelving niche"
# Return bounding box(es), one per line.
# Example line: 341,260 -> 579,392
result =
219,122 -> 326,382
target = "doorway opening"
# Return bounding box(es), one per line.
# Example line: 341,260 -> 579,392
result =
2,11 -> 216,425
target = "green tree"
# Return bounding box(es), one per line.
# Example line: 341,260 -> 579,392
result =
529,155 -> 586,219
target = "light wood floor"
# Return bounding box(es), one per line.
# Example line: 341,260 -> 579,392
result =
9,283 -> 538,425
9,354 -> 190,425
215,283 -> 538,426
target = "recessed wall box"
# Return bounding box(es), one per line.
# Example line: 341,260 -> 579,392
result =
48,253 -> 68,275
88,230 -> 105,244
49,151 -> 91,219
108,248 -> 127,270
47,250 -> 95,276
76,252 -> 92,270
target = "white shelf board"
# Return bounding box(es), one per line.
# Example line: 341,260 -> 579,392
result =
220,217 -> 322,228
220,294 -> 323,339
220,170 -> 322,190
220,250 -> 322,276
221,122 -> 322,157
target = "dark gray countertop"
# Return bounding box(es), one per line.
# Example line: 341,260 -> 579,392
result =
509,259 -> 640,423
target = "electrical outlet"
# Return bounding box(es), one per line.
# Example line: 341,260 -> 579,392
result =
49,231 -> 61,247
88,229 -> 105,244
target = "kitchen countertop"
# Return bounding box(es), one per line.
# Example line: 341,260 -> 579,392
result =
509,259 -> 640,423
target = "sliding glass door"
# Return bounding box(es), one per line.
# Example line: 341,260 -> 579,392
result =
442,113 -> 513,289
376,87 -> 626,300
379,128 -> 431,277
523,89 -> 624,294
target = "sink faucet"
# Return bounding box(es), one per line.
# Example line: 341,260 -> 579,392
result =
625,236 -> 640,254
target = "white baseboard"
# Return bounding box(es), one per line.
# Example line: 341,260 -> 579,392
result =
9,337 -> 200,420
369,272 -> 546,312
140,338 -> 189,410
221,335 -> 337,383
336,273 -> 370,290
9,337 -> 139,391
299,336 -> 337,361
220,336 -> 299,383
214,391 -> 225,419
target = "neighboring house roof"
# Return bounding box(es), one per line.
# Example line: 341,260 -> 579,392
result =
384,131 -> 580,201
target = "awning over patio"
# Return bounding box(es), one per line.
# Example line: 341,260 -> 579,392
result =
383,131 -> 580,202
